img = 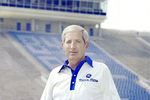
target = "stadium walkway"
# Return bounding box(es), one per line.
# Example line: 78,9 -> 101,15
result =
0,32 -> 49,100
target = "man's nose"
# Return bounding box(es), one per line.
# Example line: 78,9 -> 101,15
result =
71,42 -> 76,49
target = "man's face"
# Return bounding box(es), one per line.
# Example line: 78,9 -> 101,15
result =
62,31 -> 89,62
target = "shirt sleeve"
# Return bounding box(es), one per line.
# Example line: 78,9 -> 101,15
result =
99,64 -> 120,100
40,72 -> 53,100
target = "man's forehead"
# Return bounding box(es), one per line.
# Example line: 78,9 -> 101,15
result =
65,35 -> 83,42
65,36 -> 83,40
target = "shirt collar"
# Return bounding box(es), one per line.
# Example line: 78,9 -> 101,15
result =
58,56 -> 93,73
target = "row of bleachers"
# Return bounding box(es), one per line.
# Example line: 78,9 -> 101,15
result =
114,79 -> 149,100
9,31 -> 150,100
0,0 -> 106,15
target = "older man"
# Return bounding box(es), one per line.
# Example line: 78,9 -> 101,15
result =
41,25 -> 120,100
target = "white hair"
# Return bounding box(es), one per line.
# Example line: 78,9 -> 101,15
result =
61,25 -> 89,43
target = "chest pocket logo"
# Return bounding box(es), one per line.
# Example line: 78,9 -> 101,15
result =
86,74 -> 92,78
79,74 -> 98,82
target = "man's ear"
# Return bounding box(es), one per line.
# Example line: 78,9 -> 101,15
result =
85,41 -> 89,50
61,42 -> 65,52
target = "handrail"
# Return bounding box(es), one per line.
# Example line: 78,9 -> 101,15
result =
0,0 -> 106,16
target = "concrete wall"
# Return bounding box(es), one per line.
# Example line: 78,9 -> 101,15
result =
0,17 -> 102,37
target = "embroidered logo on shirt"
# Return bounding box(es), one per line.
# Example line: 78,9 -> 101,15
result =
86,74 -> 92,78
79,74 -> 98,82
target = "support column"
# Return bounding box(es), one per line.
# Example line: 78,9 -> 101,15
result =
99,23 -> 101,37
59,22 -> 62,34
95,23 -> 101,37
31,19 -> 35,32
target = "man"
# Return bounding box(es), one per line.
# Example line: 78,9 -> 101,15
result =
41,25 -> 120,100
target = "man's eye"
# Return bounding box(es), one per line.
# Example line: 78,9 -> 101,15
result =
76,40 -> 81,43
66,41 -> 71,43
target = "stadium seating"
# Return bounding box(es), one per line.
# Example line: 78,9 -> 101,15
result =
9,31 -> 150,100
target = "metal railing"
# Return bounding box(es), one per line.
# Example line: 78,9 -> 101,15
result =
0,0 -> 106,15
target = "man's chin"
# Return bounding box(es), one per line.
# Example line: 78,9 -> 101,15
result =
69,55 -> 78,60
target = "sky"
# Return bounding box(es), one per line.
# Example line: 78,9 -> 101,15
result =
101,0 -> 150,32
